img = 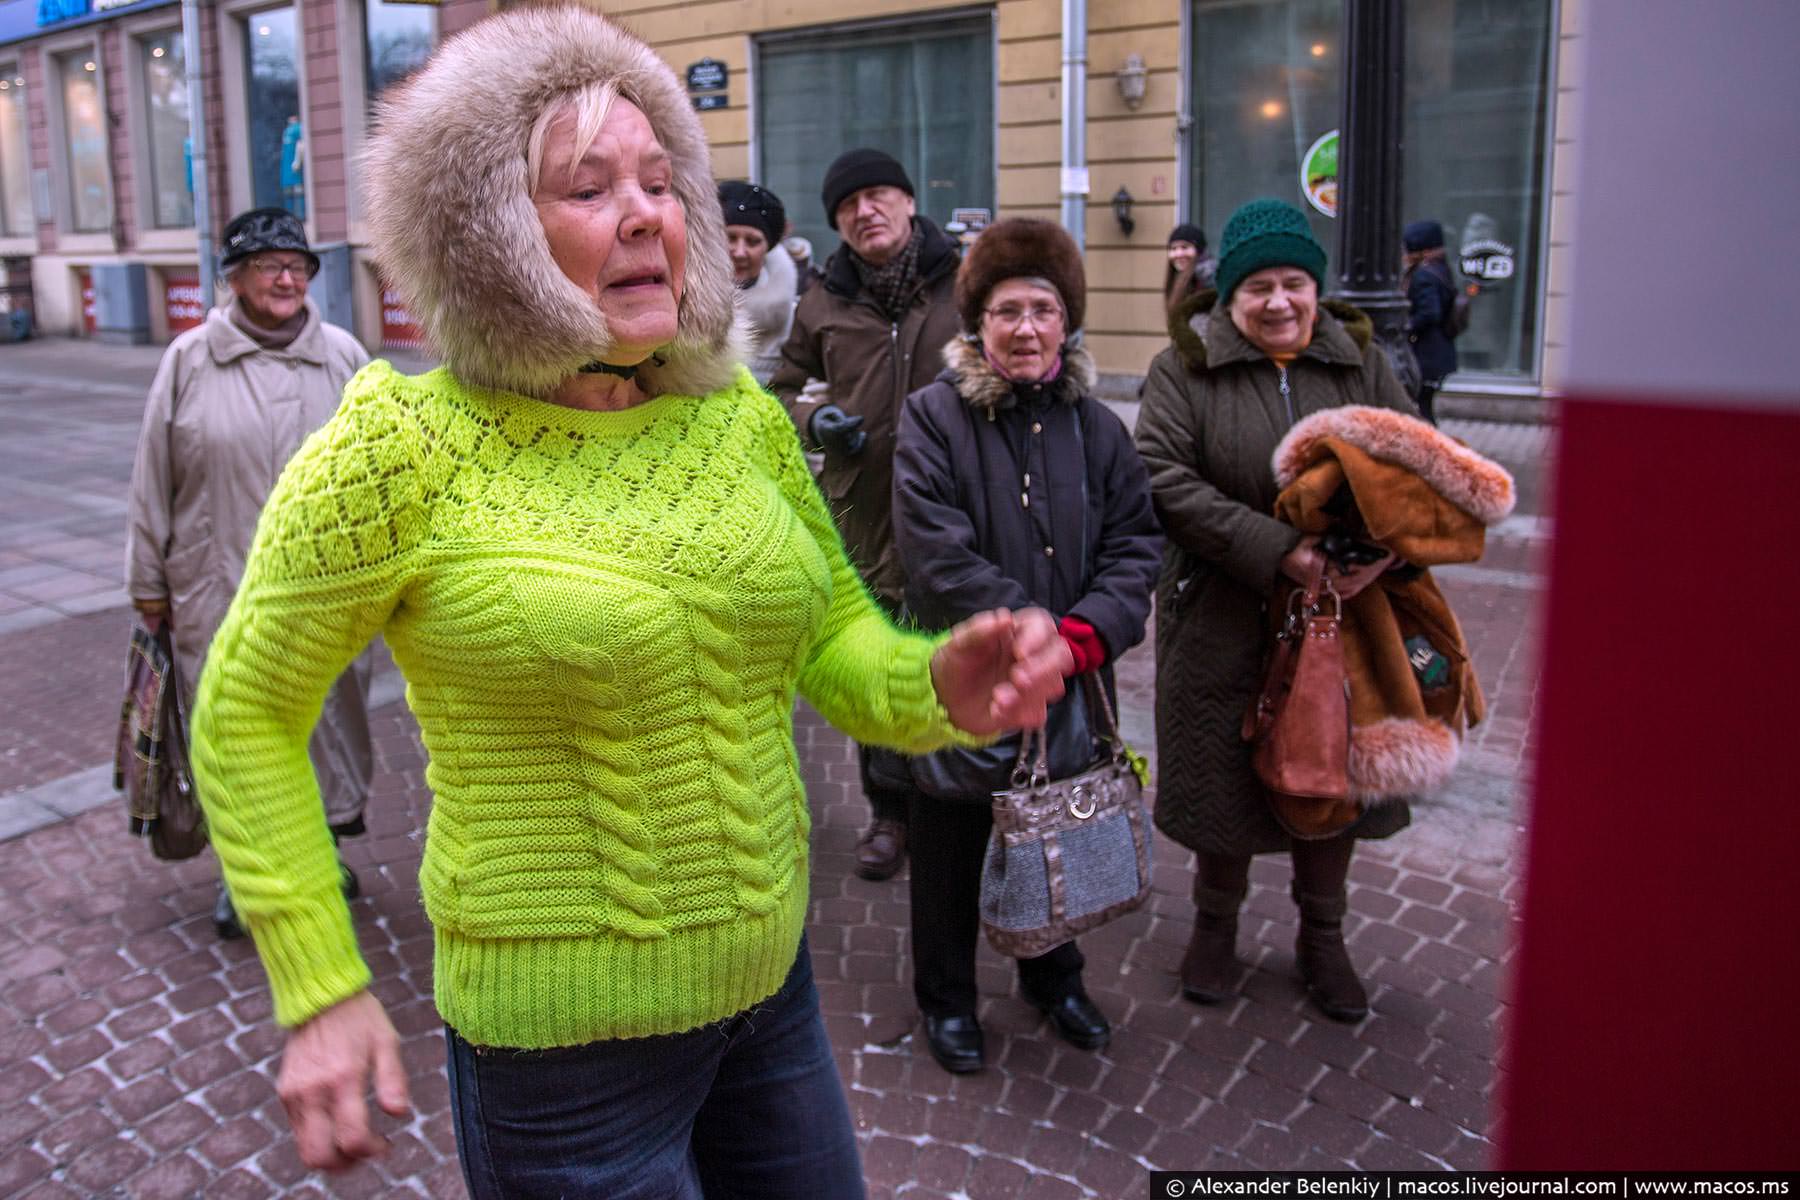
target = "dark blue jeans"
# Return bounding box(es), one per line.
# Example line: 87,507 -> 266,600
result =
445,941 -> 864,1199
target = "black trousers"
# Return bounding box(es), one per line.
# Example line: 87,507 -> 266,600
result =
908,791 -> 1085,1017
1415,381 -> 1440,424
857,744 -> 915,824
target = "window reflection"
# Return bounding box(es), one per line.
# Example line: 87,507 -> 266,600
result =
1186,0 -> 1551,380
0,69 -> 29,236
757,17 -> 994,262
365,0 -> 433,101
58,52 -> 109,233
142,32 -> 193,228
244,7 -> 301,214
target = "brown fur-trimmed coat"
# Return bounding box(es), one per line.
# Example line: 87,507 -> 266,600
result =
1135,288 -> 1419,857
1272,406 -> 1514,800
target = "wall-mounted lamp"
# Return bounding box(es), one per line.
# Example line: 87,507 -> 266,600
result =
1111,186 -> 1135,236
1116,54 -> 1147,111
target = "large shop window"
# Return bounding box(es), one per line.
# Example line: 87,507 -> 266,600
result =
365,0 -> 432,100
141,32 -> 193,228
757,15 -> 994,260
244,7 -> 302,215
1186,0 -> 1552,379
0,68 -> 29,236
58,52 -> 110,233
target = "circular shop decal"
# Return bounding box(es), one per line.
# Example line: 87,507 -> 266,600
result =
1459,237 -> 1516,283
1300,130 -> 1338,217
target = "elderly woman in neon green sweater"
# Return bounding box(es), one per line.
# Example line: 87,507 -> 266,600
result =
189,9 -> 1069,1196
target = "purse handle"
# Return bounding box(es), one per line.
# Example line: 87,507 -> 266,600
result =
1243,557 -> 1340,743
1010,671 -> 1126,789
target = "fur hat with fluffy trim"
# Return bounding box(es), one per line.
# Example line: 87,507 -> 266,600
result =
954,217 -> 1086,333
361,5 -> 740,399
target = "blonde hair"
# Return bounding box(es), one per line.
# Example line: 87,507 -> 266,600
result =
526,79 -> 622,195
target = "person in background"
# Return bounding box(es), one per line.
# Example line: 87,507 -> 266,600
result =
1402,219 -> 1459,423
186,10 -> 1072,1192
784,233 -> 824,296
125,206 -> 373,941
1136,198 -> 1416,1024
1164,222 -> 1217,306
719,179 -> 797,363
768,147 -> 963,883
893,217 -> 1161,1073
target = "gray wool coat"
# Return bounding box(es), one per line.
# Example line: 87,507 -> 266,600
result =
1135,289 -> 1418,857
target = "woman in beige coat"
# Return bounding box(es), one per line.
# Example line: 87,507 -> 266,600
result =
125,208 -> 374,939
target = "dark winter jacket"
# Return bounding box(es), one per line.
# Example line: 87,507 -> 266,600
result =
1134,288 -> 1417,856
1405,256 -> 1459,383
894,338 -> 1161,795
768,217 -> 963,604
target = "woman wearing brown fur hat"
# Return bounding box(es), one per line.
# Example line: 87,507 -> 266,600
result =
184,8 -> 1075,1193
893,217 -> 1162,1074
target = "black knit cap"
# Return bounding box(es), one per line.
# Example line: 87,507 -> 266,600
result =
219,207 -> 318,272
1167,222 -> 1207,250
1403,219 -> 1445,252
820,148 -> 914,230
718,180 -> 786,248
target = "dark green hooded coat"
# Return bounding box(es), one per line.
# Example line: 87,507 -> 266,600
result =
1135,289 -> 1417,856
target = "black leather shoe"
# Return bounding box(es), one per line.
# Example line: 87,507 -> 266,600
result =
922,1013 -> 985,1074
1033,991 -> 1111,1051
854,819 -> 907,881
213,885 -> 245,940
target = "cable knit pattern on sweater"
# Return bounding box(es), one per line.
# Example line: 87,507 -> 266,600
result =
191,362 -> 965,1048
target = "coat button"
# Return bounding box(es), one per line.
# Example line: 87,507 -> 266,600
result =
1032,421 -> 1042,434
1043,546 -> 1054,558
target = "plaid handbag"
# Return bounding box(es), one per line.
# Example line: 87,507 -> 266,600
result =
978,674 -> 1154,959
114,622 -> 207,861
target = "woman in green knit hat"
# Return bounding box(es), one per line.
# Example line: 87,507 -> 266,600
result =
186,7 -> 1072,1194
1134,197 -> 1418,1024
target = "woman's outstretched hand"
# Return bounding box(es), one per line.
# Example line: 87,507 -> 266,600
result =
930,608 -> 1073,736
278,989 -> 412,1171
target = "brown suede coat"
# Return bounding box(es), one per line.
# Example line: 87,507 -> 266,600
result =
1272,405 -> 1514,800
1135,289 -> 1417,857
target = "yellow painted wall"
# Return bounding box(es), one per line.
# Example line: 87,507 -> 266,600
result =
596,0 -> 1186,378
599,0 -> 1568,388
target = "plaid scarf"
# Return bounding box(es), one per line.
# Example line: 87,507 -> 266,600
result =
852,221 -> 925,321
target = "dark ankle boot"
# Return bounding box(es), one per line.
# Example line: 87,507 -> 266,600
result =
1292,883 -> 1368,1022
1180,881 -> 1246,1004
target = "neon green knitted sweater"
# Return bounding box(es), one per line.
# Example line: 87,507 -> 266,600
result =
191,362 -> 965,1048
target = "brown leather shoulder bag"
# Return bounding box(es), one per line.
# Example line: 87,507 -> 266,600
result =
1242,560 -> 1359,840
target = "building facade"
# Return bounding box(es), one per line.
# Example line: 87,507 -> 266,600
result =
0,0 -> 1579,406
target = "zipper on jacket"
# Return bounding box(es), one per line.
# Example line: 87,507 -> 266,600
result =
1278,364 -> 1296,427
890,322 -> 901,401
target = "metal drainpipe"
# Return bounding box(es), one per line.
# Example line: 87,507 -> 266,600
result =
181,0 -> 214,296
1060,0 -> 1087,250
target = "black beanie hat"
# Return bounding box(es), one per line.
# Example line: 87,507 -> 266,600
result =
820,148 -> 914,230
219,207 -> 318,272
718,181 -> 786,248
1403,219 -> 1446,252
1167,223 -> 1207,251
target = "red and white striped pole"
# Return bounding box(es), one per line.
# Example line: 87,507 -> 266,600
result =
1499,0 -> 1800,1168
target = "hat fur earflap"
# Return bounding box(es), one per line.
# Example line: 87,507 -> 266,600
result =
955,217 -> 1086,333
361,4 -> 741,399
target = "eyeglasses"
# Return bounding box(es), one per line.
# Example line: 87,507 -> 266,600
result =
246,257 -> 317,281
983,303 -> 1062,330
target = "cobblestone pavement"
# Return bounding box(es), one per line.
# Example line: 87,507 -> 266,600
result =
0,338 -> 1549,1197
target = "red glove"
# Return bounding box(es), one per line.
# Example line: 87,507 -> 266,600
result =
1057,616 -> 1106,676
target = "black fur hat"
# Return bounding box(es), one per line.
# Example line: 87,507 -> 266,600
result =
954,217 -> 1086,334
